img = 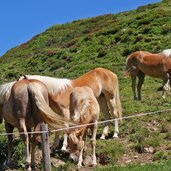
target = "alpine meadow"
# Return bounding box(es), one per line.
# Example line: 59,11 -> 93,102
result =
0,0 -> 171,170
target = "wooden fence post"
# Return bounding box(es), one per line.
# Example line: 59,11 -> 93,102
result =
40,124 -> 51,171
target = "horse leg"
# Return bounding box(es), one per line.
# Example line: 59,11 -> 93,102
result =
51,132 -> 60,151
30,134 -> 37,169
61,109 -> 70,152
137,71 -> 145,101
30,124 -> 42,169
108,97 -> 119,138
162,73 -> 170,98
5,121 -> 14,166
61,133 -> 68,151
131,75 -> 137,100
18,119 -> 31,171
77,142 -> 84,168
98,95 -> 110,140
90,121 -> 98,165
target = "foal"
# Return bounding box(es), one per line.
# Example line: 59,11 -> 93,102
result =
68,86 -> 99,167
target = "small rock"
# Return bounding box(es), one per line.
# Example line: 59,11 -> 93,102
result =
83,155 -> 93,166
134,155 -> 138,159
51,158 -> 65,168
150,127 -> 158,131
125,159 -> 132,163
144,147 -> 154,153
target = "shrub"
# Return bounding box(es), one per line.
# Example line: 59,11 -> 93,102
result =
153,151 -> 167,161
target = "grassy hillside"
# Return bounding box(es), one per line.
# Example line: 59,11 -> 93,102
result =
0,0 -> 171,170
1,0 -> 171,82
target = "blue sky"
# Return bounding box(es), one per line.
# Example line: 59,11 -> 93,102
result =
0,0 -> 161,57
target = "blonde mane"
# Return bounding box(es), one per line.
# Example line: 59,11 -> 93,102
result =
79,99 -> 91,120
21,75 -> 72,94
162,49 -> 171,57
0,81 -> 16,104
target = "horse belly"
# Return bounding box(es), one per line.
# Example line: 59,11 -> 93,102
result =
141,66 -> 164,78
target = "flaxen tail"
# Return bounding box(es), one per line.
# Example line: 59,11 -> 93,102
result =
27,83 -> 74,129
114,77 -> 122,122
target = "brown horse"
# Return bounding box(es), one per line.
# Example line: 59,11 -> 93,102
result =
19,67 -> 122,150
2,79 -> 71,170
125,49 -> 171,100
68,86 -> 99,167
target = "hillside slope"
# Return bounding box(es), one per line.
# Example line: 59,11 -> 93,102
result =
0,0 -> 171,82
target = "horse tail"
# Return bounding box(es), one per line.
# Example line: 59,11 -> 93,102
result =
125,52 -> 139,77
114,77 -> 122,122
27,82 -> 74,129
0,82 -> 16,123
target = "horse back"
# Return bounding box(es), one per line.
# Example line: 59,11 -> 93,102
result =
73,68 -> 118,97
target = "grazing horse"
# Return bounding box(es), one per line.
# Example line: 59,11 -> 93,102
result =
2,79 -> 71,170
125,49 -> 171,100
19,67 -> 122,150
68,86 -> 99,167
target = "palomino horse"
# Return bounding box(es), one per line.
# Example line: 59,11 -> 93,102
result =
1,79 -> 72,170
125,49 -> 171,100
68,86 -> 99,167
19,67 -> 122,150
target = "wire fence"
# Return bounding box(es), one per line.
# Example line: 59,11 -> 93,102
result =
0,108 -> 171,136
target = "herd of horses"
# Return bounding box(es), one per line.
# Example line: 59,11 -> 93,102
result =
0,49 -> 171,170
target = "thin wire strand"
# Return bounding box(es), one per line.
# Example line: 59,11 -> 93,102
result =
0,108 -> 171,136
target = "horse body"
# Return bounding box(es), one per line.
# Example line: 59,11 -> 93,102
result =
125,49 -> 171,100
68,86 -> 99,167
21,68 -> 122,146
3,79 -> 71,170
72,68 -> 122,140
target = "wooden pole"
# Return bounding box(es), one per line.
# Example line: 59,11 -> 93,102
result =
40,124 -> 51,171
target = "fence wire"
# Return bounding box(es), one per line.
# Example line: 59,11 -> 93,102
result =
0,108 -> 171,136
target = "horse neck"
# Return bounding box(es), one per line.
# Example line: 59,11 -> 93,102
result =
72,109 -> 94,137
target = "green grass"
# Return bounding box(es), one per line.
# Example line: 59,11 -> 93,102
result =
94,160 -> 171,171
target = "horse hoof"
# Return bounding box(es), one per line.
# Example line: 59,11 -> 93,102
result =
77,164 -> 82,169
92,161 -> 97,166
113,133 -> 119,138
61,146 -> 68,152
100,135 -> 105,140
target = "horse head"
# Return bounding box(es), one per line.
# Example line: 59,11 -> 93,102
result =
68,132 -> 84,162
